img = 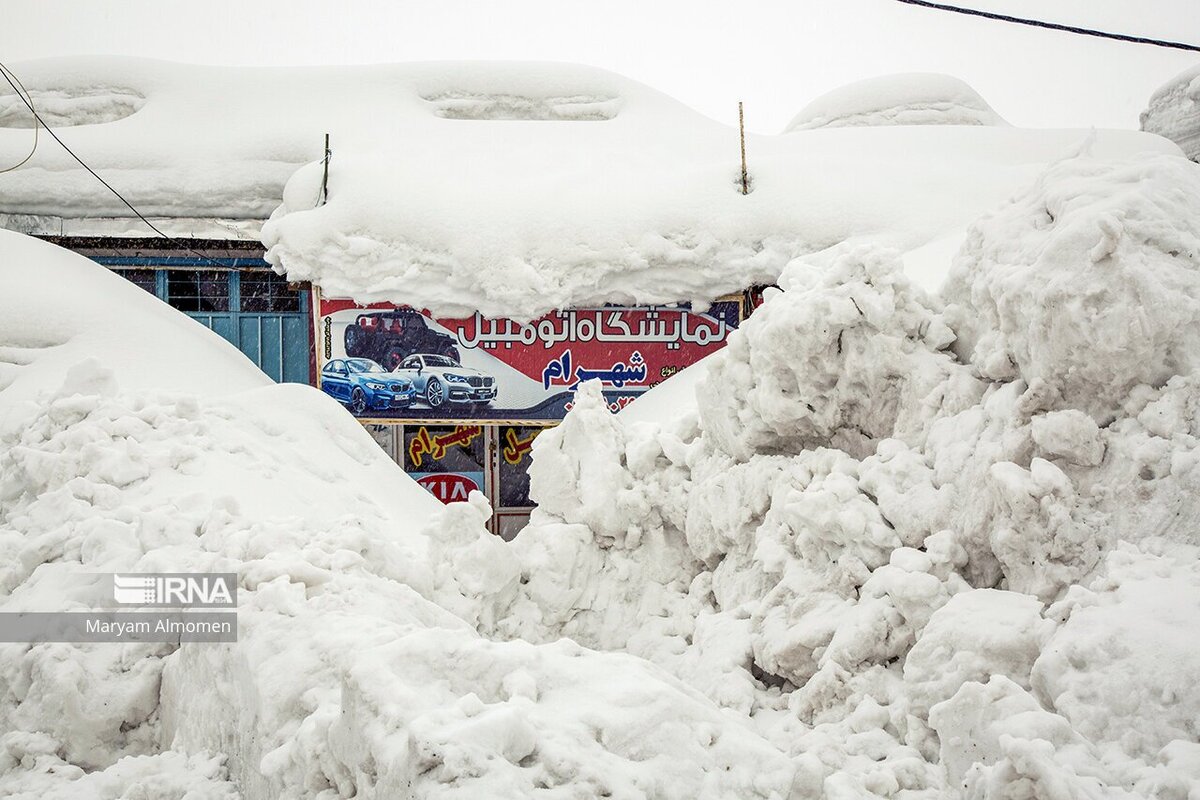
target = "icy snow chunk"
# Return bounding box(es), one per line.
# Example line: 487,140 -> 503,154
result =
785,72 -> 1007,132
904,589 -> 1053,717
527,381 -> 643,545
987,458 -> 1104,601
944,154 -> 1200,424
1030,409 -> 1104,466
929,675 -> 1106,795
698,245 -> 958,461
0,86 -> 144,129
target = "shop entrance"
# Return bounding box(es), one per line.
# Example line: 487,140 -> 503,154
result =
364,423 -> 548,540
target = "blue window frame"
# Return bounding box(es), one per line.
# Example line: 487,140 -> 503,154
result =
100,257 -> 311,384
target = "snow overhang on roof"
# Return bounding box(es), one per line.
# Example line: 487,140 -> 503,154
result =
260,64 -> 1176,319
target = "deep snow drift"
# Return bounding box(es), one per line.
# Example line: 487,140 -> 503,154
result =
0,57 -> 1178,315
483,151 -> 1200,798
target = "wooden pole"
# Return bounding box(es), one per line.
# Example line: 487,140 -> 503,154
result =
320,133 -> 331,205
739,102 -> 748,195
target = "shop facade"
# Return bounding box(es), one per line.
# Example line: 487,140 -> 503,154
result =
312,288 -> 753,537
50,235 -> 754,538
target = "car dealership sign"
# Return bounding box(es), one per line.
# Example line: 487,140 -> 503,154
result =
315,293 -> 742,422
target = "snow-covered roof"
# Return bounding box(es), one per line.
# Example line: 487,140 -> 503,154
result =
1141,62 -> 1200,161
0,58 -> 1184,320
0,57 -> 697,236
784,73 -> 1008,132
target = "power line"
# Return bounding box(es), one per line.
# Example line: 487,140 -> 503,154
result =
0,63 -> 38,173
893,0 -> 1200,52
0,60 -> 237,269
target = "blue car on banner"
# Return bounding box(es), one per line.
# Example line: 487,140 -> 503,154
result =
321,358 -> 417,415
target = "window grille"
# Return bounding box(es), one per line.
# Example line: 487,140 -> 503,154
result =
167,270 -> 230,312
240,270 -> 301,313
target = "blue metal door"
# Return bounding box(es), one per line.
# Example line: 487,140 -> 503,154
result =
187,312 -> 309,384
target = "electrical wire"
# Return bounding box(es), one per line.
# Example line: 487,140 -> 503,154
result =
0,59 -> 240,269
0,62 -> 38,173
892,0 -> 1200,52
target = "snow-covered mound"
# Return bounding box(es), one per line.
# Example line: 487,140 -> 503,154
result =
0,233 -> 798,798
784,73 -> 1008,132
0,231 -> 267,404
484,151 -> 1200,797
1142,63 -> 1200,161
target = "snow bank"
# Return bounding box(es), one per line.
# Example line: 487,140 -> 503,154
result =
1142,62 -> 1200,161
0,233 -> 797,798
487,151 -> 1200,797
2,745 -> 238,800
785,73 -> 1008,132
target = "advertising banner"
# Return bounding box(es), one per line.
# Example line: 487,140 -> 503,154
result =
315,293 -> 741,422
401,424 -> 487,505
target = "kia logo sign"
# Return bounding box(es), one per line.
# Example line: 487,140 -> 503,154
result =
417,473 -> 480,504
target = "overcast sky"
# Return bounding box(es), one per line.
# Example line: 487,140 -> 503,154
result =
5,0 -> 1198,133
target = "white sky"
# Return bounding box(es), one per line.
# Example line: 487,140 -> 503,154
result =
5,0 -> 1198,133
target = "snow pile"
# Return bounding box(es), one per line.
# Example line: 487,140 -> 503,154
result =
943,155 -> 1200,423
487,151 -> 1200,797
784,73 -> 1008,132
0,232 -> 796,798
1142,63 -> 1200,161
